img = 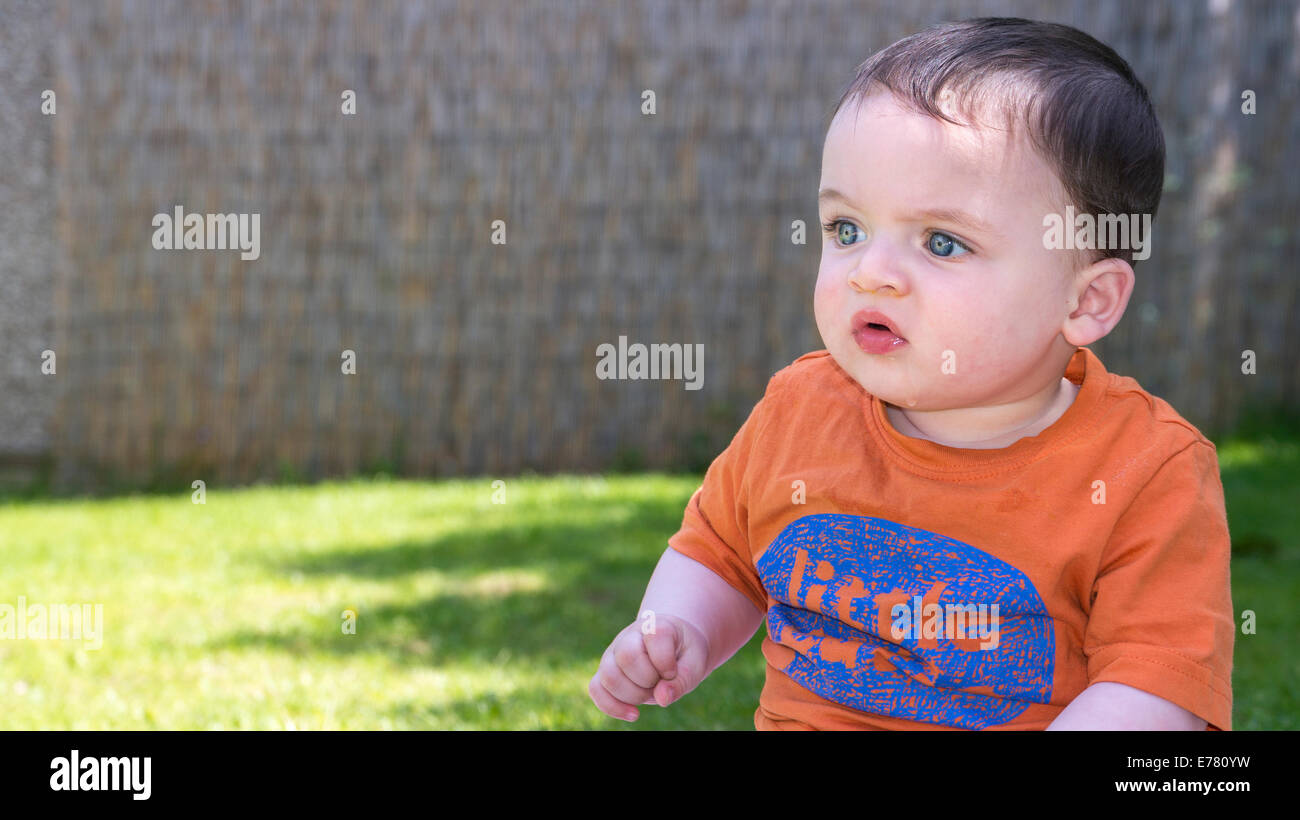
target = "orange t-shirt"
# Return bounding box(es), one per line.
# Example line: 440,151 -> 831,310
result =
667,346 -> 1234,730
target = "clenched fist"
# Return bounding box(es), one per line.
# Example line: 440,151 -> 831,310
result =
588,611 -> 712,722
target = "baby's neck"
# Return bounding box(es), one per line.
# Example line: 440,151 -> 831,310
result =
886,377 -> 1080,450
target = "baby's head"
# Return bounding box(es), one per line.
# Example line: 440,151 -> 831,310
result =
814,17 -> 1163,418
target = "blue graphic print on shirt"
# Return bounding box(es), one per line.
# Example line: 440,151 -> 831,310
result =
755,513 -> 1054,729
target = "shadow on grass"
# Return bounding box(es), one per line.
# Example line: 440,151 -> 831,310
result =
281,496 -> 688,578
209,491 -> 695,668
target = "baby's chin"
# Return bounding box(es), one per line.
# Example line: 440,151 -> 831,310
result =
826,348 -> 926,407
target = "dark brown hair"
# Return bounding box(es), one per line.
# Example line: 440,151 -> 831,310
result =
828,17 -> 1164,266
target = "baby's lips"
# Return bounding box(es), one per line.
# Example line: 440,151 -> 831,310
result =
851,308 -> 906,340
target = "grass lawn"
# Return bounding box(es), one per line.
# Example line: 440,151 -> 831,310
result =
0,432 -> 1295,729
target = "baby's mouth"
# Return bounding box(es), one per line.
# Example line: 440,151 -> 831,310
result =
851,309 -> 908,355
850,309 -> 906,341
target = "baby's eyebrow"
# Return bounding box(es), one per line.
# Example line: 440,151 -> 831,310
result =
817,188 -> 853,209
908,207 -> 1003,240
818,188 -> 1003,240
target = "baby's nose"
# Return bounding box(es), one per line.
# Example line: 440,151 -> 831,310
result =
847,239 -> 908,294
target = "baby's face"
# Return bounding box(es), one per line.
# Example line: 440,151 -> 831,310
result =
814,89 -> 1081,414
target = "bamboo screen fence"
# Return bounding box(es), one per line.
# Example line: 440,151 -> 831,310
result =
0,0 -> 1293,490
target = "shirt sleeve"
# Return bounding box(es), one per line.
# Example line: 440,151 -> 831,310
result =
665,376 -> 781,615
1083,439 -> 1235,730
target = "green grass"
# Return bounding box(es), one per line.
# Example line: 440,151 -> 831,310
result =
0,473 -> 765,729
1215,432 -> 1300,729
0,431 -> 1294,730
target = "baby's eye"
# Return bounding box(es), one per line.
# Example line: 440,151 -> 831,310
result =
927,231 -> 971,258
822,219 -> 865,247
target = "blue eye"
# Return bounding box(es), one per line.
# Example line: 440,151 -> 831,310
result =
927,231 -> 971,257
821,219 -> 865,246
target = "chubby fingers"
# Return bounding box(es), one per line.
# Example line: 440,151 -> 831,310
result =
590,645 -> 656,720
611,628 -> 663,691
641,614 -> 682,684
588,672 -> 643,721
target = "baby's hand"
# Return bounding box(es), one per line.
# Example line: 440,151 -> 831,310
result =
588,611 -> 711,722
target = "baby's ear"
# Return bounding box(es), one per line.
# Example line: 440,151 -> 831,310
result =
1063,256 -> 1134,347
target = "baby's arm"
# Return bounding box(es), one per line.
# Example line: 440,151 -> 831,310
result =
640,548 -> 767,677
1045,682 -> 1208,730
589,548 -> 765,722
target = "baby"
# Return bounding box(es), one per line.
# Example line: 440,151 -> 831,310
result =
590,17 -> 1233,730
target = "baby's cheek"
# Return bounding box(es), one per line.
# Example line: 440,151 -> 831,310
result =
811,282 -> 835,322
815,268 -> 848,302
